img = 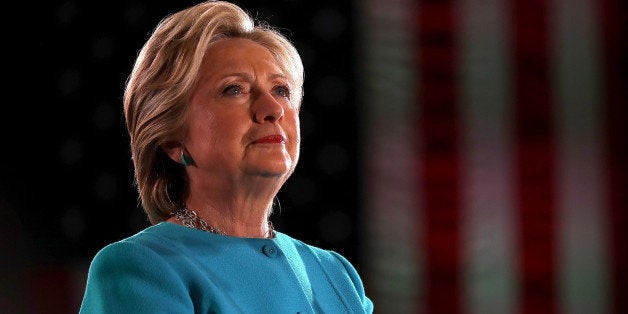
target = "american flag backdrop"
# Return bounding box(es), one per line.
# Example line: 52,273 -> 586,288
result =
358,0 -> 626,313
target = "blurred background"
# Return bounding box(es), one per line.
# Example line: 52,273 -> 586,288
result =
1,0 -> 625,313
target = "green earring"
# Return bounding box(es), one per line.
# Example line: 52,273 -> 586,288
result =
181,150 -> 193,166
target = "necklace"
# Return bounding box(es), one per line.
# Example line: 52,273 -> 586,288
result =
171,206 -> 275,238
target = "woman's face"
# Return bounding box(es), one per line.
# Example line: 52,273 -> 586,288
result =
182,38 -> 300,185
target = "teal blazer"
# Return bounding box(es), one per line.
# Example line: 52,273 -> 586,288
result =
80,222 -> 373,313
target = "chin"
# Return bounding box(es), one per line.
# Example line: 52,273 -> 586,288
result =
246,162 -> 292,177
244,153 -> 295,177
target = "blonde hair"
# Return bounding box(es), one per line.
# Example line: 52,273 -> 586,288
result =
123,0 -> 304,224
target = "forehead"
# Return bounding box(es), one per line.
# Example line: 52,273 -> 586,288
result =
200,38 -> 284,76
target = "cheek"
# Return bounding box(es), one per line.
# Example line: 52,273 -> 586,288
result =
285,111 -> 300,139
186,113 -> 229,154
286,113 -> 301,156
188,115 -> 215,142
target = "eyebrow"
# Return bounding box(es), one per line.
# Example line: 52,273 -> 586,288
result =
222,72 -> 289,82
268,73 -> 289,81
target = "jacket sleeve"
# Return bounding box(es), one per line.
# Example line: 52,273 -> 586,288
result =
327,250 -> 375,313
79,240 -> 193,314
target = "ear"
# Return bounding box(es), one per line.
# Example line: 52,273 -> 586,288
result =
161,141 -> 183,164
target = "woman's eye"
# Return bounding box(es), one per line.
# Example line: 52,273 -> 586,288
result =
274,86 -> 291,98
223,85 -> 242,95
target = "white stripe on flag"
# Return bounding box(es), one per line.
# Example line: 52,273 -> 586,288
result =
458,0 -> 519,314
358,0 -> 422,312
552,0 -> 612,312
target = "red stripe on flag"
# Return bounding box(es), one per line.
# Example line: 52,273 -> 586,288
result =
512,1 -> 557,313
600,0 -> 628,313
416,1 -> 462,313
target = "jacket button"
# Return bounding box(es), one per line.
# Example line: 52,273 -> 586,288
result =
262,244 -> 278,258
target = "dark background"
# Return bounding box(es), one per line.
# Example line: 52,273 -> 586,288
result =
1,1 -> 363,311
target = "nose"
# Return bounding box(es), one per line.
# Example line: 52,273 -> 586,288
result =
252,91 -> 284,123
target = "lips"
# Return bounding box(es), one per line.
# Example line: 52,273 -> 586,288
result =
253,134 -> 285,144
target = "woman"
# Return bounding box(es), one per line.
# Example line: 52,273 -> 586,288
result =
79,1 -> 373,313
